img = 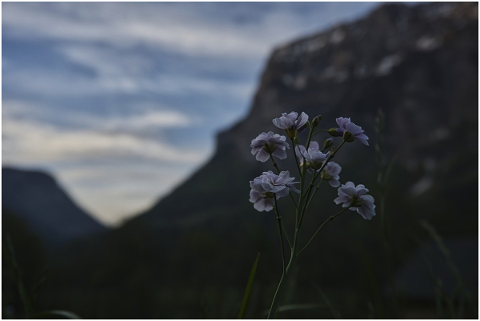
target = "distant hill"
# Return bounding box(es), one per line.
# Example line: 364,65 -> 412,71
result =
2,167 -> 106,250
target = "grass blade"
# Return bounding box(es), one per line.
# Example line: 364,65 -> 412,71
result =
359,246 -> 383,318
238,253 -> 260,319
313,282 -> 341,318
5,235 -> 34,318
34,310 -> 81,319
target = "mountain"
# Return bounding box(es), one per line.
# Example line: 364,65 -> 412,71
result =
137,2 -> 477,226
17,2 -> 477,318
82,2 -> 475,317
2,167 -> 106,250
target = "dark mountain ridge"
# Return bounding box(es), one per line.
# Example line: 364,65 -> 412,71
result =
2,167 -> 106,250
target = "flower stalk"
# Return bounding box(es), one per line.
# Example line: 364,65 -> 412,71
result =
248,112 -> 375,318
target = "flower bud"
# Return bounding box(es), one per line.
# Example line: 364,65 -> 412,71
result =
327,128 -> 340,137
293,136 -> 300,145
323,138 -> 333,151
311,115 -> 322,128
343,131 -> 355,142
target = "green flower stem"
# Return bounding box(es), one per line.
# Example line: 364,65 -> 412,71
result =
298,139 -> 347,228
267,254 -> 297,319
273,197 -> 287,275
305,122 -> 315,149
303,178 -> 323,215
281,221 -> 292,249
312,129 -> 329,136
298,172 -> 321,228
290,138 -> 302,178
299,206 -> 350,254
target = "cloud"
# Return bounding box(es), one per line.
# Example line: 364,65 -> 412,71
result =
3,3 -> 379,59
3,108 -> 209,165
3,44 -> 256,99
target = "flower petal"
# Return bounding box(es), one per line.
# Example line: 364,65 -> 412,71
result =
256,149 -> 270,162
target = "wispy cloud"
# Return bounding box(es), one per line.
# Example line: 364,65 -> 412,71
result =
3,3 -> 378,59
3,101 -> 207,164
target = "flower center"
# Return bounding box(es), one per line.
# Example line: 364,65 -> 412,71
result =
350,195 -> 363,207
321,170 -> 332,180
264,142 -> 277,153
264,192 -> 275,199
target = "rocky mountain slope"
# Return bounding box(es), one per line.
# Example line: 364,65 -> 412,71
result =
137,2 -> 477,226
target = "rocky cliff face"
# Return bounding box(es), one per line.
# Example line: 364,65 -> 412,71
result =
134,2 -> 477,228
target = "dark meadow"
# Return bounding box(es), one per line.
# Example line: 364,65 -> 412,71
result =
2,2 -> 478,319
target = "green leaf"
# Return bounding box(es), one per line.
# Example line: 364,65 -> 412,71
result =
238,253 -> 260,319
34,310 -> 81,319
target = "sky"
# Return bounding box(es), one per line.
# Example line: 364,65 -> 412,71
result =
2,2 -> 381,226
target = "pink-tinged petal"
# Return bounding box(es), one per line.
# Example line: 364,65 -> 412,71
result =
309,141 -> 320,150
256,149 -> 270,162
357,206 -> 375,220
338,188 -> 350,198
264,199 -> 274,212
276,188 -> 289,198
272,148 -> 287,160
329,179 -> 340,187
249,190 -> 262,203
361,194 -> 375,204
356,136 -> 369,146
272,118 -> 281,128
336,117 -> 350,129
334,196 -> 344,205
288,184 -> 300,194
287,111 -> 298,121
253,199 -> 267,211
341,186 -> 357,197
296,112 -> 309,128
344,181 -> 355,188
345,122 -> 363,135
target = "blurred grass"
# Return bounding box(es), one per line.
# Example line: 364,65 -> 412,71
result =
238,253 -> 260,318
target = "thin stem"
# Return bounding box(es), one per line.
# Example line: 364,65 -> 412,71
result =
273,197 -> 286,275
290,138 -> 302,177
305,123 -> 314,150
299,206 -> 350,254
270,156 -> 281,173
267,247 -> 298,318
304,177 -> 323,213
312,129 -> 329,136
281,221 -> 292,249
298,140 -> 347,231
298,172 -> 320,228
